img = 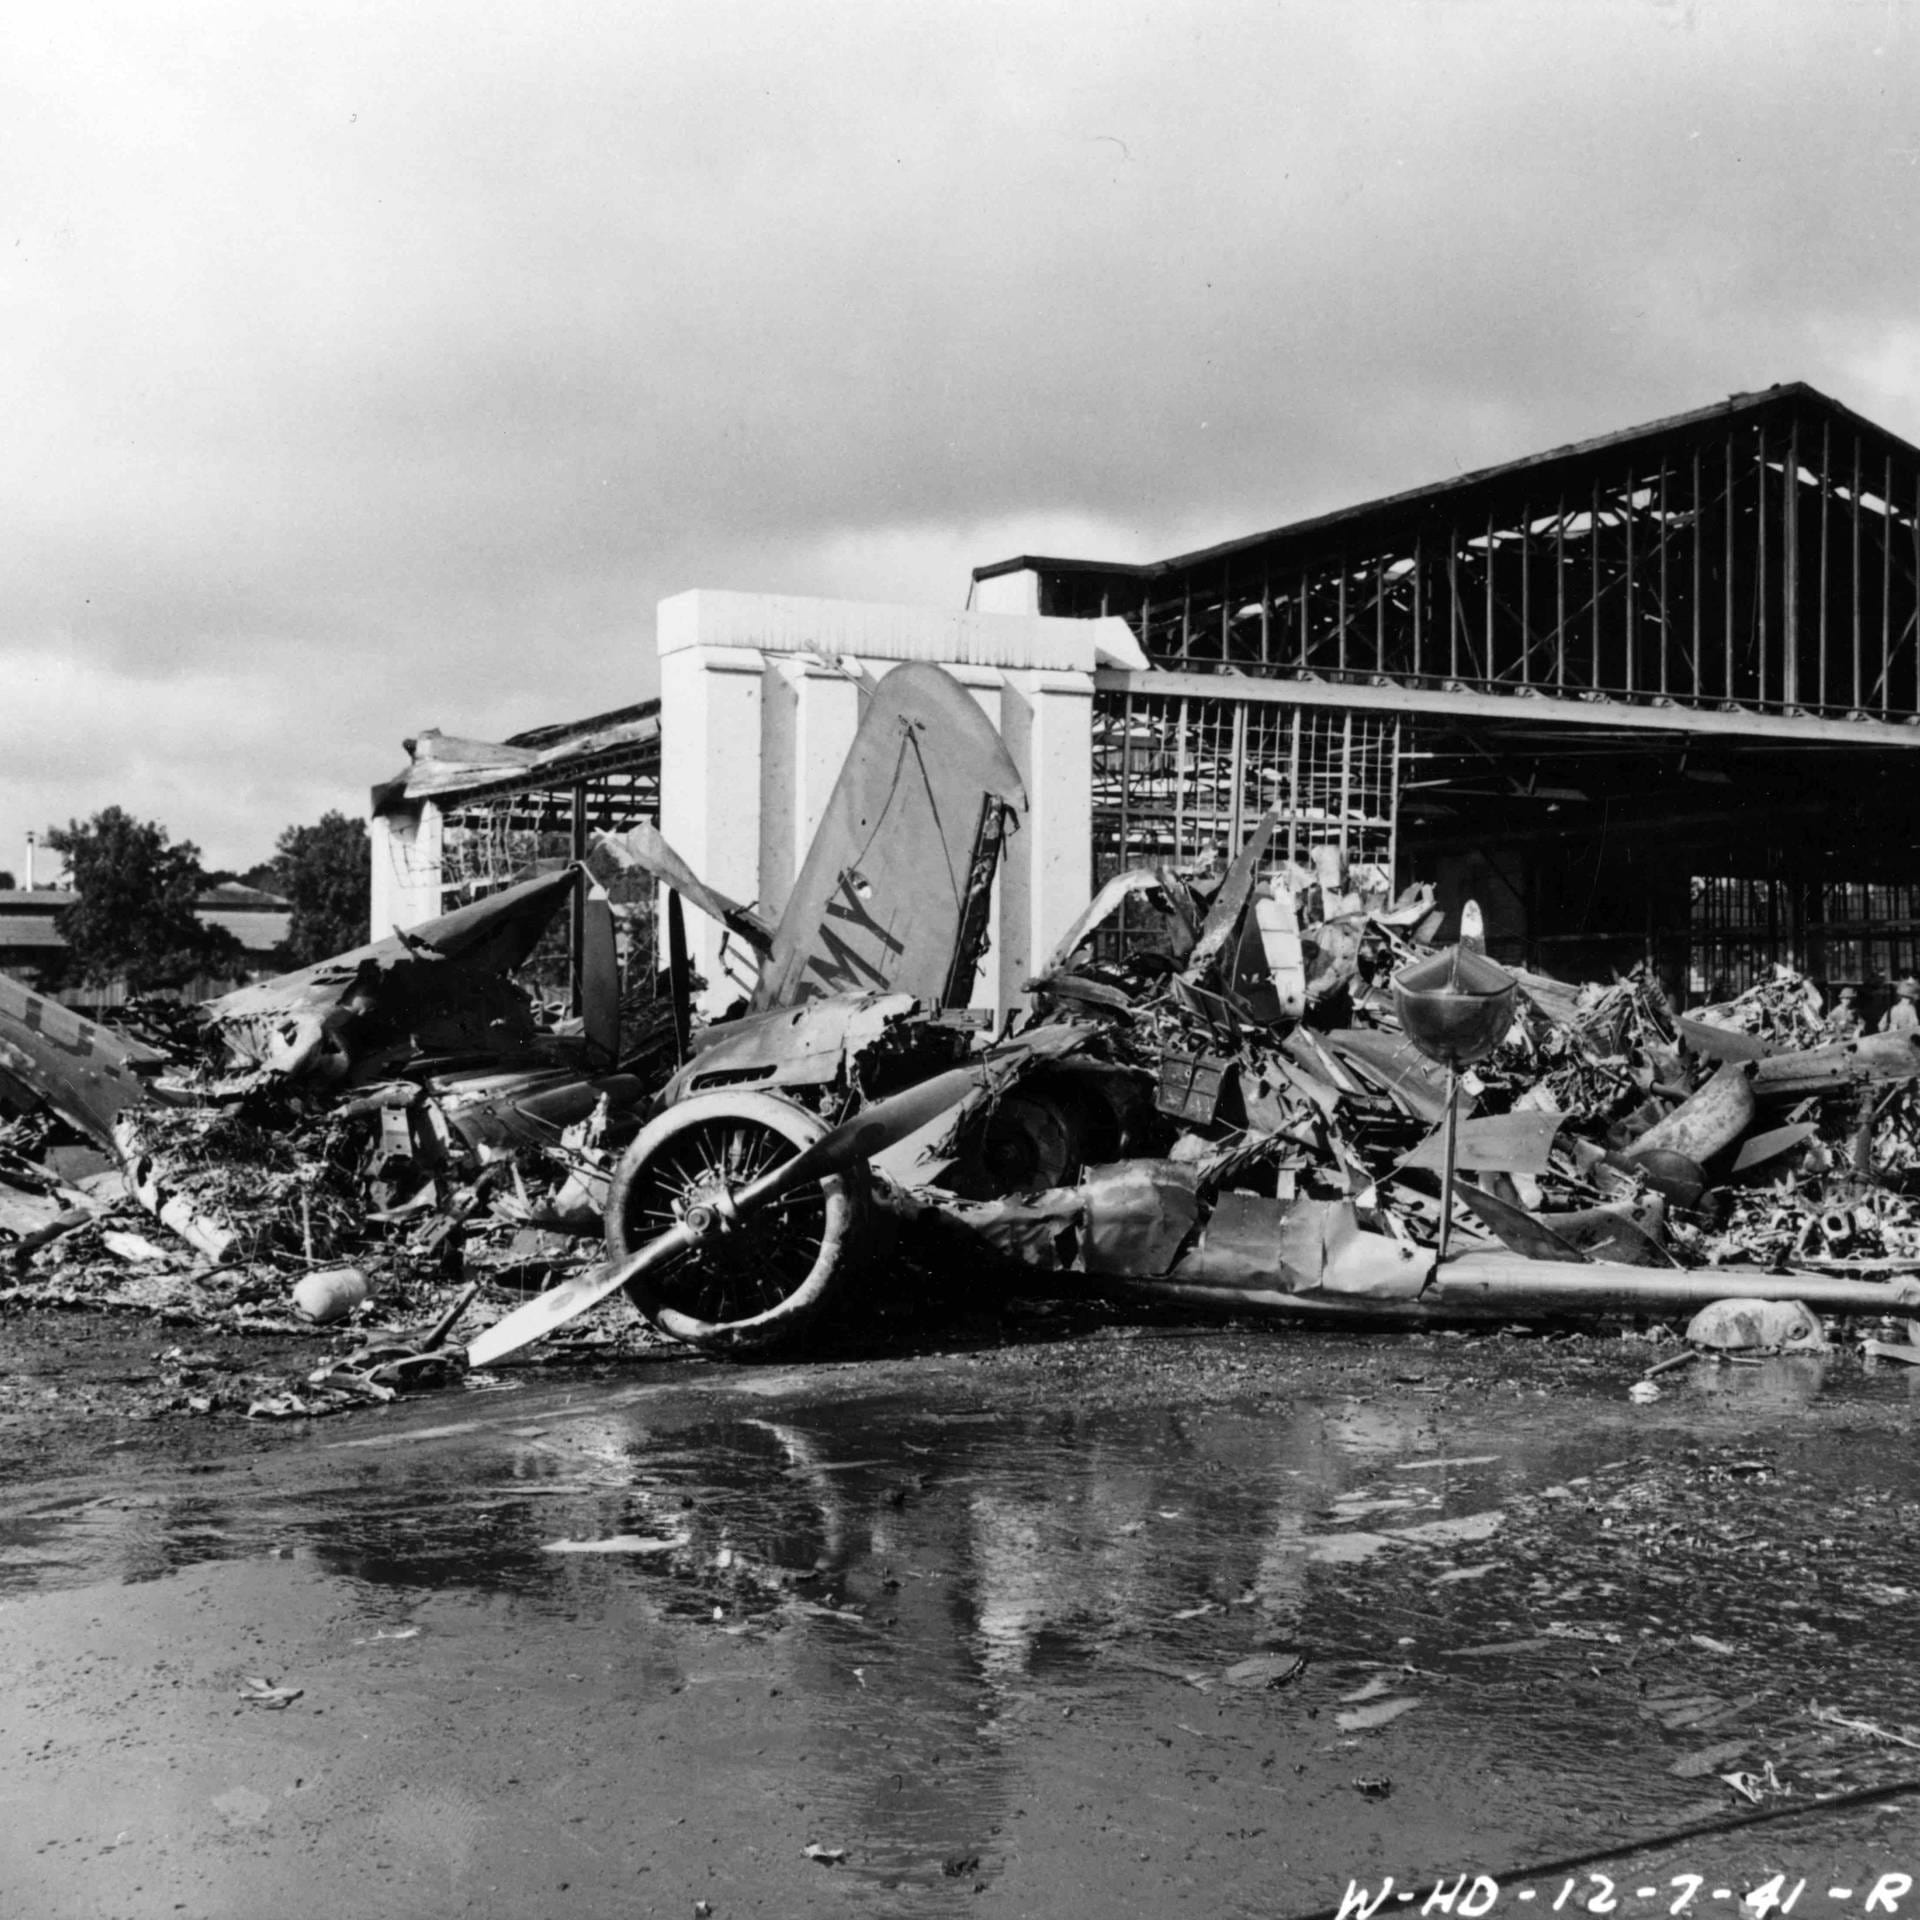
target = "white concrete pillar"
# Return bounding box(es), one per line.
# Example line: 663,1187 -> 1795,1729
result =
999,668 -> 1095,1011
947,663 -> 1016,1019
660,643 -> 768,1012
760,656 -> 863,920
368,803 -> 444,938
756,659 -> 798,931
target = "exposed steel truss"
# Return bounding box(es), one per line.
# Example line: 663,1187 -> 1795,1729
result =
1016,385 -> 1920,723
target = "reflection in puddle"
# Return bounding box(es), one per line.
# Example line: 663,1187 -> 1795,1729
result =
1681,1354 -> 1831,1413
8,1340 -> 1920,1910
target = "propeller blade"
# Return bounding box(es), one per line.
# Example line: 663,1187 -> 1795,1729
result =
422,1280 -> 482,1352
464,1222 -> 696,1368
734,1062 -> 987,1209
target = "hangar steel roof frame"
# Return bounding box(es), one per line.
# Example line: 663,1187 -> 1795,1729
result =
980,383 -> 1920,739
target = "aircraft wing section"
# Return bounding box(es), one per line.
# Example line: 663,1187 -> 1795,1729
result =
0,974 -> 166,1148
754,663 -> 1026,1011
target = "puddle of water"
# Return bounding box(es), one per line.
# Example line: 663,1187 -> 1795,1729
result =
6,1334 -> 1920,1912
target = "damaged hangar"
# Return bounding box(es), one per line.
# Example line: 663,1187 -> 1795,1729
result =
978,382 -> 1920,1007
372,384 -> 1920,1017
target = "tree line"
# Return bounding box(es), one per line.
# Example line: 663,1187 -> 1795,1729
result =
30,807 -> 371,993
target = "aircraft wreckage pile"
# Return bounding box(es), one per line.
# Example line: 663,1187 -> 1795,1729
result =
6,663 -> 1920,1410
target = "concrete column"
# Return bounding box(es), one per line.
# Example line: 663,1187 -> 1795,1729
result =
661,643 -> 768,1013
368,803 -> 444,938
756,661 -> 798,933
760,657 -> 863,919
1000,669 -> 1095,1011
946,664 -> 1013,1017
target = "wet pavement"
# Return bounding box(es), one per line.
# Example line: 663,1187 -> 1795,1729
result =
6,1312 -> 1920,1918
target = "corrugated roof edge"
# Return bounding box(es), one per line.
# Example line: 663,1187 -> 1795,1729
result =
372,703 -> 662,815
970,382 -> 1920,588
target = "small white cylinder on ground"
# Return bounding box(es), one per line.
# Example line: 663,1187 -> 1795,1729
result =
293,1266 -> 369,1324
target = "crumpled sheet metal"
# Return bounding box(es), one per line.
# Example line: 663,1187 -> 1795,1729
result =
1750,1030 -> 1920,1102
1684,968 -> 1838,1052
930,1165 -> 1433,1302
1449,1181 -> 1587,1263
881,864 -> 1920,1325
1624,1060 -> 1755,1163
1184,810 -> 1279,979
949,927 -> 1920,1321
205,866 -> 582,1078
1542,1196 -> 1674,1266
1731,1121 -> 1820,1176
1034,845 -> 1420,1039
1080,1159 -> 1199,1277
1399,1110 -> 1564,1178
380,709 -> 660,807
676,993 -> 925,1101
1323,1029 -> 1455,1124
927,1187 -> 1084,1270
1512,971 -> 1588,1030
596,822 -> 774,955
422,1063 -> 652,1153
1168,1193 -> 1431,1298
0,1181 -> 72,1241
1040,867 -> 1199,979
1677,1015 -> 1768,1064
1452,1180 -> 1674,1268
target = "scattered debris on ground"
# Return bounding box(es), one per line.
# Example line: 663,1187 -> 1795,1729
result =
8,662 -> 1920,1413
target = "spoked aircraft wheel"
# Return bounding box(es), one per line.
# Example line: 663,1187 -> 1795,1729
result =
604,1091 -> 865,1355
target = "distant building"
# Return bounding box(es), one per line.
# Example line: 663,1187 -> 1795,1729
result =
0,892 -> 78,988
194,882 -> 297,972
0,884 -> 292,1006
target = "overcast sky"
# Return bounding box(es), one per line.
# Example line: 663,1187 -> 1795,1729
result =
5,0 -> 1917,877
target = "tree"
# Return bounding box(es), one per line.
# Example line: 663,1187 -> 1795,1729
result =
43,807 -> 244,991
0,870 -> 14,891
274,811 -> 371,964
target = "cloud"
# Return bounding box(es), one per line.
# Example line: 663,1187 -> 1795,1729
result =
2,0 -> 1918,868
2,649 -> 337,873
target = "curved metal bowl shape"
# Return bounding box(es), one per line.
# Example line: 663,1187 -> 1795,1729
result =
1393,945 -> 1518,1068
